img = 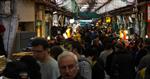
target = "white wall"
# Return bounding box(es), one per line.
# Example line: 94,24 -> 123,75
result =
17,0 -> 35,22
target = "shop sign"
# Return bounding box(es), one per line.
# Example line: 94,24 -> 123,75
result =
106,16 -> 111,23
148,4 -> 150,22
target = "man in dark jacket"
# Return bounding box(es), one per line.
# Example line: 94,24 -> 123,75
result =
137,38 -> 150,74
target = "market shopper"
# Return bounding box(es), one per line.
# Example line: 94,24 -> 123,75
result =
71,41 -> 92,79
2,61 -> 28,79
20,55 -> 41,79
137,38 -> 150,71
136,38 -> 150,79
50,45 -> 63,60
31,37 -> 60,79
57,51 -> 86,79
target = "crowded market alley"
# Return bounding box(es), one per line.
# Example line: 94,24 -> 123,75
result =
0,0 -> 150,79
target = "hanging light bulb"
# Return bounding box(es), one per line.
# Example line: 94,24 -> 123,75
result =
126,36 -> 129,40
145,35 -> 148,38
70,19 -> 75,24
47,36 -> 51,40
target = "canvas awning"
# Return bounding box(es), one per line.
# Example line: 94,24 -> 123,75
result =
55,0 -> 135,18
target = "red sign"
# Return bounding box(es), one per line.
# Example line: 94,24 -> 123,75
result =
148,4 -> 150,22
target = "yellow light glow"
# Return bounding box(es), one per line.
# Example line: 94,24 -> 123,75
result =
126,36 -> 129,40
98,20 -> 101,23
66,28 -> 71,38
124,30 -> 128,34
37,28 -> 40,37
120,33 -> 124,38
47,36 -> 51,40
120,30 -> 124,39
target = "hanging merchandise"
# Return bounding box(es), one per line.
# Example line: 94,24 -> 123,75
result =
45,13 -> 50,37
64,17 -> 70,27
134,14 -> 140,35
116,16 -> 123,27
120,16 -> 124,25
112,22 -> 119,33
124,16 -> 130,28
56,0 -> 64,5
53,14 -> 59,27
128,16 -> 133,23
59,15 -> 65,27
131,14 -> 136,18
59,15 -> 64,26
125,16 -> 129,24
140,13 -> 146,38
116,16 -> 121,26
112,17 -> 119,32
119,16 -> 124,29
122,16 -> 127,28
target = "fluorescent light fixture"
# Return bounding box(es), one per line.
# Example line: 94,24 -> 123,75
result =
80,20 -> 92,22
80,4 -> 89,12
127,0 -> 135,3
53,11 -> 57,14
47,36 -> 51,40
82,4 -> 89,8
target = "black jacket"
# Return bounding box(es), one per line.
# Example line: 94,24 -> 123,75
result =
57,73 -> 86,79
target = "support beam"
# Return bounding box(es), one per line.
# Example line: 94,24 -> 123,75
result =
94,0 -> 112,12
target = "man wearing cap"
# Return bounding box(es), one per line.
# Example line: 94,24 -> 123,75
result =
137,38 -> 150,72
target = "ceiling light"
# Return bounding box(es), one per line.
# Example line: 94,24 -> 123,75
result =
81,4 -> 89,8
53,11 -> 57,14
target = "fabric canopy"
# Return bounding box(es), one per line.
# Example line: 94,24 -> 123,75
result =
55,0 -> 135,19
96,0 -> 135,14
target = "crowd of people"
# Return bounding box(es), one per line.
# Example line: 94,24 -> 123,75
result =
1,26 -> 150,79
